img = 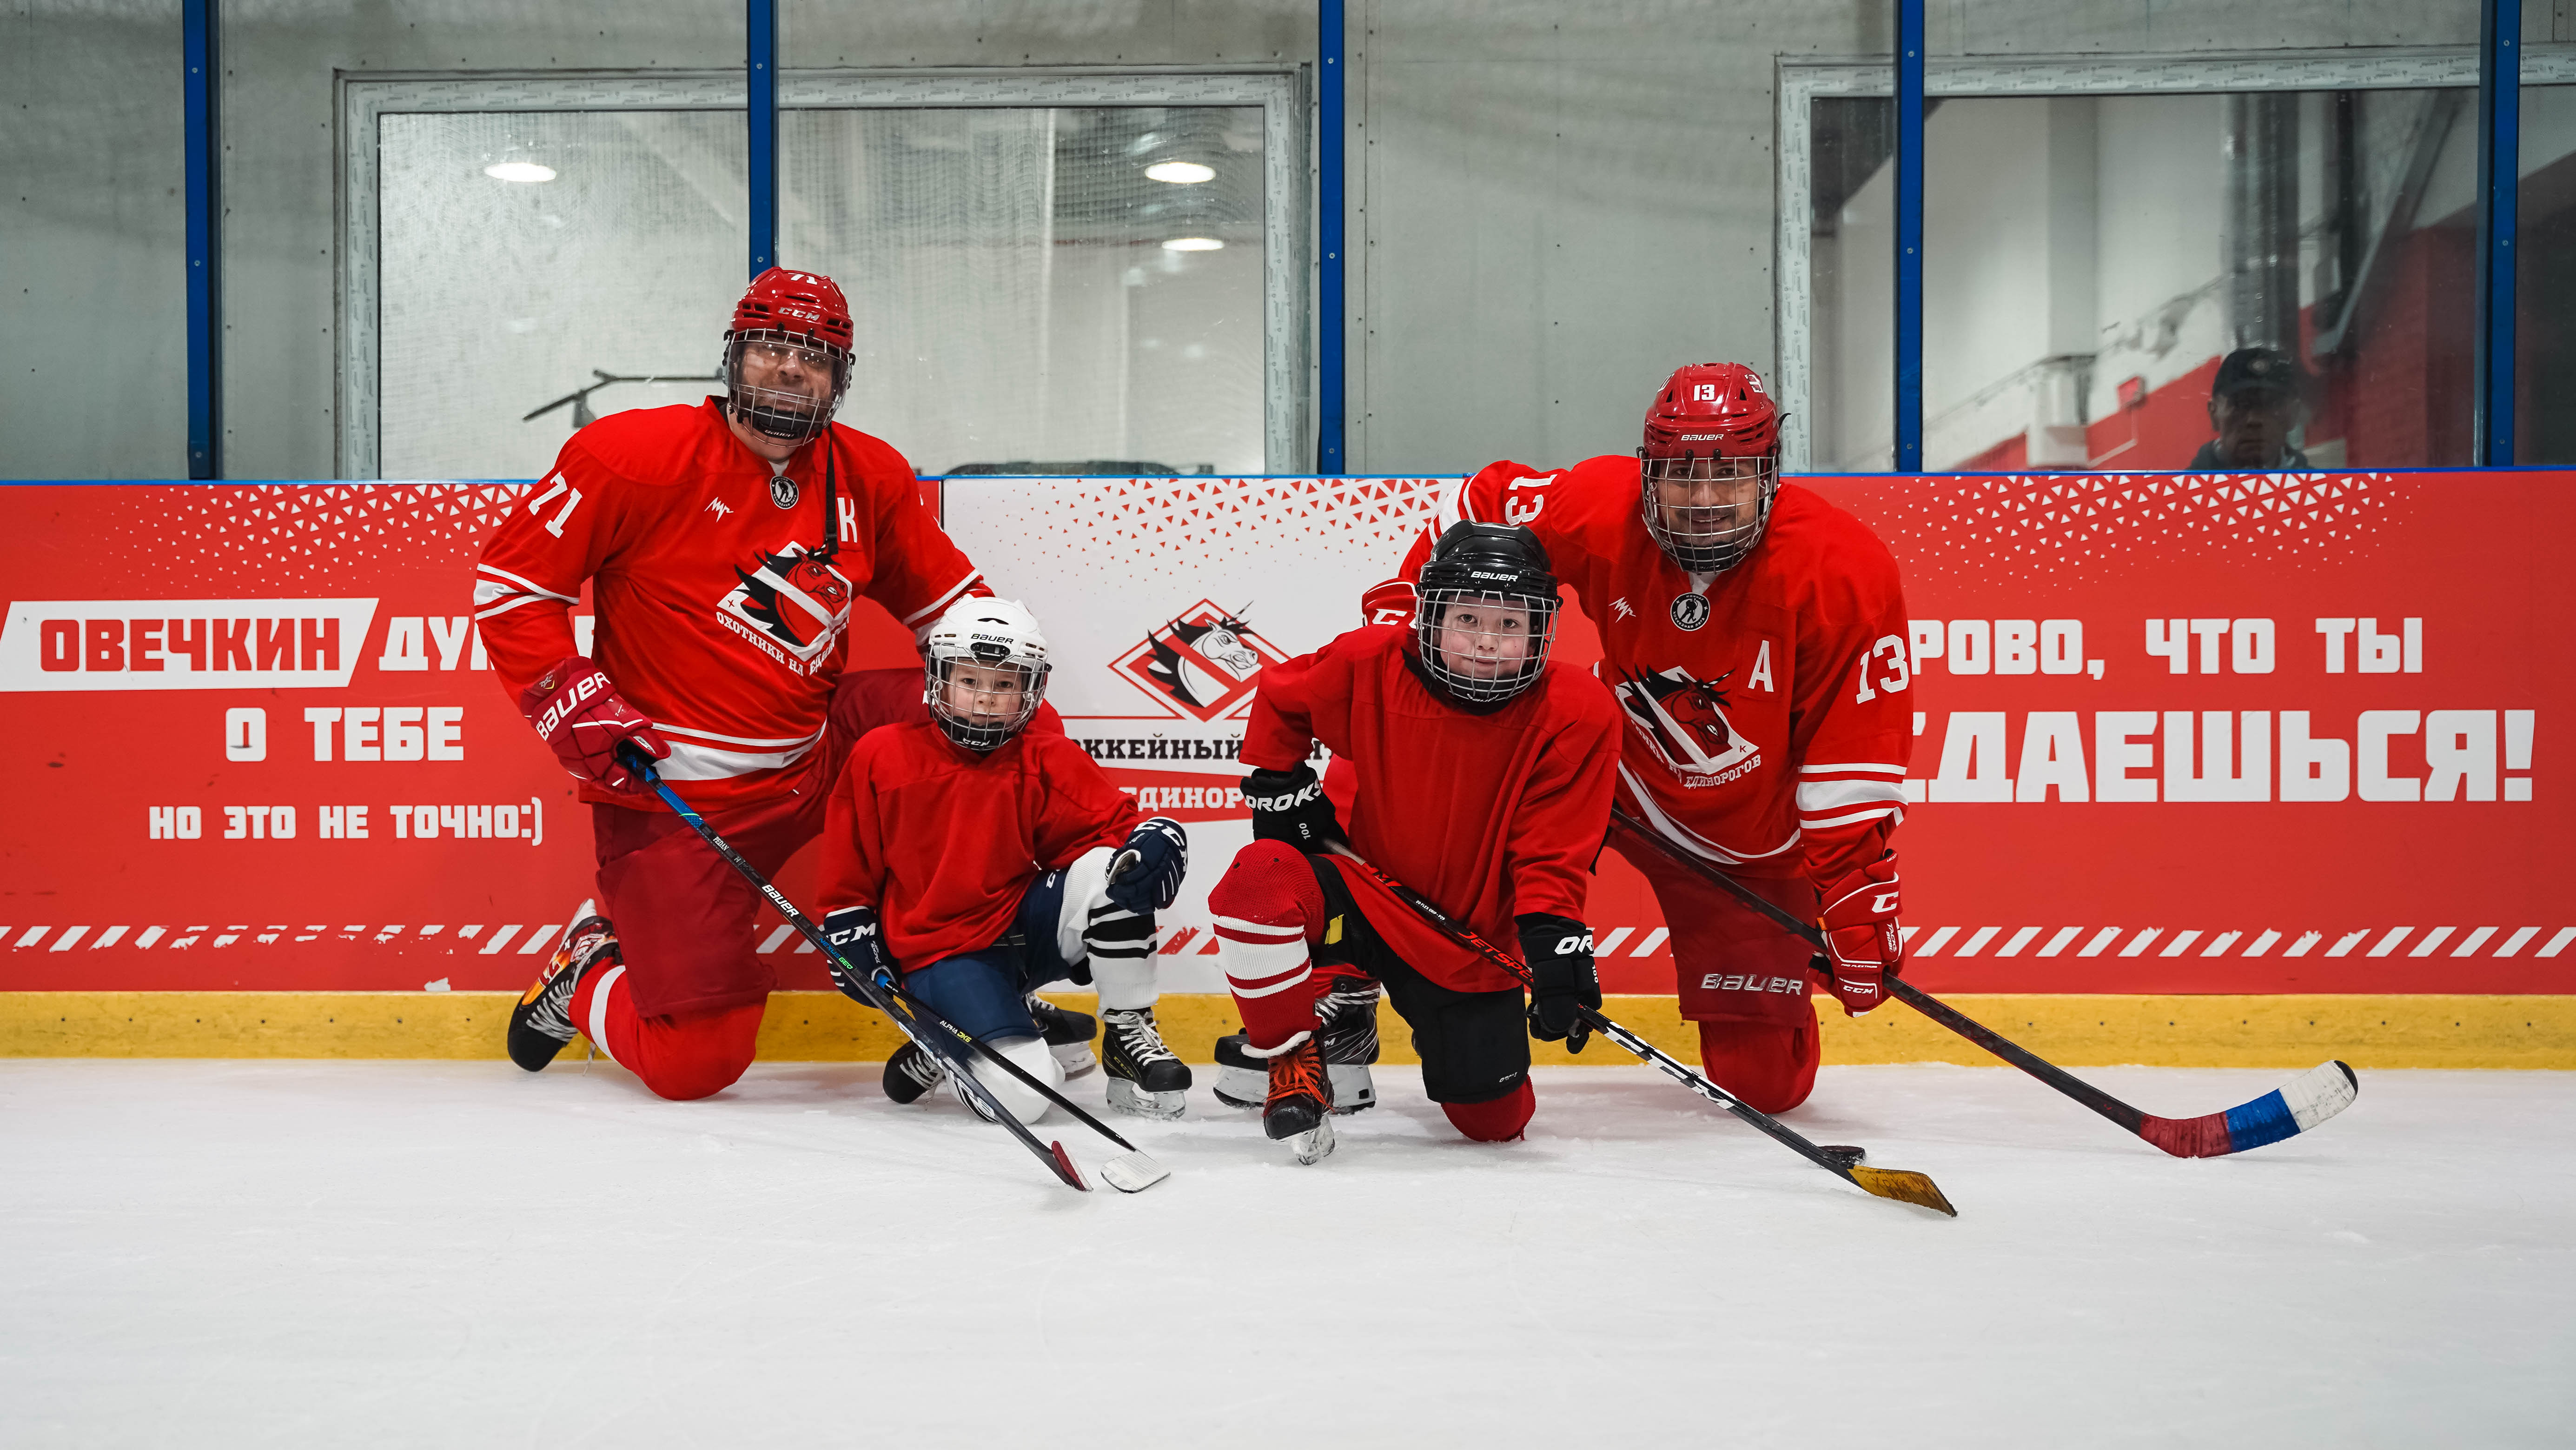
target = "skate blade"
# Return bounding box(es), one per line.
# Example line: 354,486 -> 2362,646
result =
1291,1117 -> 1336,1165
1327,1064 -> 1376,1114
1098,1148 -> 1171,1193
1051,1044 -> 1099,1080
1105,1078 -> 1188,1121
1213,1064 -> 1266,1109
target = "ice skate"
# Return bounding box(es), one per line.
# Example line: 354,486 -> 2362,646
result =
1101,1006 -> 1190,1119
1263,1037 -> 1337,1164
507,903 -> 617,1072
881,1040 -> 946,1103
1217,974 -> 1378,1113
1026,992 -> 1098,1079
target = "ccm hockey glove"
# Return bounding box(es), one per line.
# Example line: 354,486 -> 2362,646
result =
1518,913 -> 1601,1052
1243,764 -> 1345,851
1816,855 -> 1903,1017
518,656 -> 668,794
1106,816 -> 1189,913
820,904 -> 896,998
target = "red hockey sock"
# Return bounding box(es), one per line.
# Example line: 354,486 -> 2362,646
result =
1210,839 -> 1331,1053
1696,1016 -> 1821,1115
570,964 -> 766,1101
1441,1079 -> 1535,1142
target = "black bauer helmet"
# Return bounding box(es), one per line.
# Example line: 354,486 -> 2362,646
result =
1413,520 -> 1560,708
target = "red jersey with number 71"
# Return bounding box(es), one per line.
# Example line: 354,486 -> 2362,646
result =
474,399 -> 987,813
1386,459 -> 1914,891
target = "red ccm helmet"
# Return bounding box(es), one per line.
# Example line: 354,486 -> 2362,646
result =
722,268 -> 855,447
1637,362 -> 1782,575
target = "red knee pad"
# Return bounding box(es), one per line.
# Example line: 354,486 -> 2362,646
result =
1207,838 -> 1327,935
1441,1078 -> 1535,1142
1696,1015 -> 1821,1115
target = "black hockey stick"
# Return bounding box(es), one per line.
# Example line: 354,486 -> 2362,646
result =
623,750 -> 1159,1191
1606,810 -> 2358,1158
1318,844 -> 1956,1216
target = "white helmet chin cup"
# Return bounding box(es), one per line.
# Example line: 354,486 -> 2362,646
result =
924,597 -> 1051,752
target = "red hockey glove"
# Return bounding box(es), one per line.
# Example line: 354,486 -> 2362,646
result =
1816,855 -> 1903,1017
1359,577 -> 1417,628
518,655 -> 669,794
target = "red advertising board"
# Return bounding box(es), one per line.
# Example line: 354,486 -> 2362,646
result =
1,472 -> 2568,997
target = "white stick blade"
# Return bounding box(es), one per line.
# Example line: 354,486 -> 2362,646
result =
1097,1149 -> 1171,1193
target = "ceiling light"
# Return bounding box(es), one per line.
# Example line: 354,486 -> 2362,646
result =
484,161 -> 557,184
1145,160 -> 1215,185
1161,236 -> 1224,252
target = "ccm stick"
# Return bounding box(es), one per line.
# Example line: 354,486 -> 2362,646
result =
1320,844 -> 1956,1216
1607,811 -> 2358,1157
624,749 -> 1169,1193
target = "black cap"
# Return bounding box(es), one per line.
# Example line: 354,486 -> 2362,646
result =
2212,347 -> 2305,404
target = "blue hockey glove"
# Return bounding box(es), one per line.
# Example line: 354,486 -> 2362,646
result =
1106,816 -> 1189,913
820,904 -> 896,998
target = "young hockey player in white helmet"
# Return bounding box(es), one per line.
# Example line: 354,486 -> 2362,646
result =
814,597 -> 1194,1121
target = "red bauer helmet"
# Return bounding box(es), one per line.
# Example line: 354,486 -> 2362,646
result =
722,268 -> 854,446
1636,362 -> 1782,575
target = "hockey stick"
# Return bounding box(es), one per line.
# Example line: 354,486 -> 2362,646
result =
622,750 -> 1159,1192
1318,844 -> 1956,1216
1605,810 -> 2359,1158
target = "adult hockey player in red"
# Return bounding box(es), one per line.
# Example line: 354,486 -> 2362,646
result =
1374,363 -> 1913,1115
1211,521 -> 1621,1163
813,598 -> 1192,1122
480,268 -> 1089,1100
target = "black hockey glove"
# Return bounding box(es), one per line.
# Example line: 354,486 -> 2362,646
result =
820,904 -> 896,999
1244,764 -> 1345,851
1106,816 -> 1189,914
1518,913 -> 1600,1053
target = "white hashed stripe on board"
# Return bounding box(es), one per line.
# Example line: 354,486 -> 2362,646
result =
13,925 -> 2575,959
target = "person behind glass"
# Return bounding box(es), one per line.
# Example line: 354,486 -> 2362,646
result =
2189,347 -> 2311,470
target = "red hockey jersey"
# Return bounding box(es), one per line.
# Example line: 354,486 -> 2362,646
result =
815,722 -> 1141,969
1246,625 -> 1621,993
1391,458 -> 1913,890
475,399 -> 988,812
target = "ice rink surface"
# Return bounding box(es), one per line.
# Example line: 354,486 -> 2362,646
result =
3,1059 -> 2569,1449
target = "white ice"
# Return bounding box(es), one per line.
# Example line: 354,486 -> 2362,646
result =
3,1059 -> 2569,1449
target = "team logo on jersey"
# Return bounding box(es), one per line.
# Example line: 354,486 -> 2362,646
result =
1669,593 -> 1710,631
1110,601 -> 1287,721
715,542 -> 851,672
1612,665 -> 1760,779
769,476 -> 801,510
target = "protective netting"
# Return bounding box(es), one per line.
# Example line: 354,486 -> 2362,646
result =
781,106 -> 1265,475
377,111 -> 744,479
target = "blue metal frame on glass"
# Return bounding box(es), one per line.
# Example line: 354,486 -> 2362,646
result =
748,0 -> 779,279
2476,0 -> 2521,465
183,0 -> 219,479
1893,0 -> 1925,473
1318,2 -> 1347,474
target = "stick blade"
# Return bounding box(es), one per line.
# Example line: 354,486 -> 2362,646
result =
1048,1140 -> 1093,1191
2139,1059 -> 2361,1158
1097,1147 -> 1172,1194
1848,1165 -> 1958,1217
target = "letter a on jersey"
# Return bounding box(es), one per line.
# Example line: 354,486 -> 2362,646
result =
1613,665 -> 1761,778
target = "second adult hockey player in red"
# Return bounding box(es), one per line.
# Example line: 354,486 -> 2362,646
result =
1210,522 -> 1621,1164
1375,363 -> 1914,1114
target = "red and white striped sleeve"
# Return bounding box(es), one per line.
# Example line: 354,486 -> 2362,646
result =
1788,529 -> 1915,891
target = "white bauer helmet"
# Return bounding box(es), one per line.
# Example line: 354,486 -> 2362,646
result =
924,598 -> 1051,752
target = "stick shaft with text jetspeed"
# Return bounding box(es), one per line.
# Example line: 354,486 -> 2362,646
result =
1318,844 -> 1955,1216
1606,810 -> 2357,1158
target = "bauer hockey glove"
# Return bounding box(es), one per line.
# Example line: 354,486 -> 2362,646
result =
1518,913 -> 1601,1052
1106,816 -> 1189,914
519,656 -> 669,794
1243,764 -> 1346,852
820,904 -> 897,998
1816,855 -> 1903,1017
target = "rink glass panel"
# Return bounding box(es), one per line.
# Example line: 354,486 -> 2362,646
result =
778,105 -> 1267,478
2519,83 -> 2576,465
1803,97 -> 1897,473
373,110 -> 748,481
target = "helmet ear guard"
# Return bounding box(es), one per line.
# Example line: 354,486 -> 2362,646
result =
1412,521 -> 1560,709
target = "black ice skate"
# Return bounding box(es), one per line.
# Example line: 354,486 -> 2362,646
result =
1215,976 -> 1379,1114
508,903 -> 617,1072
1026,992 -> 1098,1079
1263,1037 -> 1337,1164
881,1040 -> 946,1103
1101,1007 -> 1191,1120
